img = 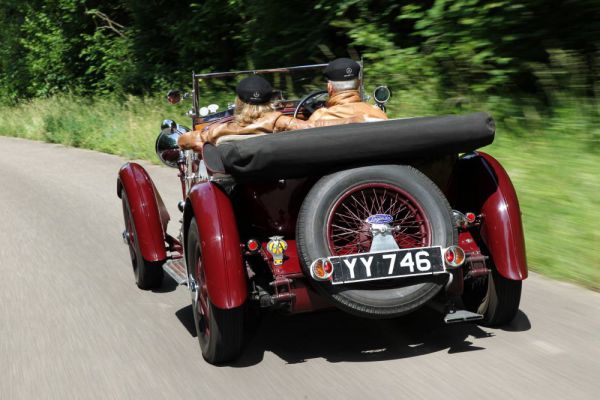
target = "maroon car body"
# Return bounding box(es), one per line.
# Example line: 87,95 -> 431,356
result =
117,64 -> 527,364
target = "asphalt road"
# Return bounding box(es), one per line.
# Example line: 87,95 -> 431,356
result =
1,136 -> 599,400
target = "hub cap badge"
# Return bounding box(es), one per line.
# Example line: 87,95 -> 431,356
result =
366,214 -> 393,225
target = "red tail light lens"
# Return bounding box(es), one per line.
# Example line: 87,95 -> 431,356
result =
445,248 -> 455,263
246,239 -> 260,253
444,246 -> 465,267
465,212 -> 476,223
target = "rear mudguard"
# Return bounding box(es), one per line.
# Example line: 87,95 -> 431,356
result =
184,182 -> 247,309
117,162 -> 169,263
450,152 -> 528,280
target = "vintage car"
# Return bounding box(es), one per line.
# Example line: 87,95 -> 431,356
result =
117,63 -> 527,364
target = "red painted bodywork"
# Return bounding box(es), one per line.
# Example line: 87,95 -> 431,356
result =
289,280 -> 332,313
458,230 -> 481,254
117,163 -> 169,262
261,239 -> 303,276
232,178 -> 315,237
450,152 -> 528,280
187,182 -> 248,309
258,240 -> 330,313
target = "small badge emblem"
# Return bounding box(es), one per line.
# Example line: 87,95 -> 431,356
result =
366,214 -> 393,225
253,91 -> 260,98
346,67 -> 352,74
266,236 -> 288,266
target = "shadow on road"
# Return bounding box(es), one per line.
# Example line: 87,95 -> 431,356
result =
174,304 -> 531,367
175,305 -> 197,338
152,277 -> 179,293
497,310 -> 531,332
235,308 -> 491,366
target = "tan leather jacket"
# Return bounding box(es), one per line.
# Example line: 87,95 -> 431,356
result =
178,90 -> 387,150
178,111 -> 362,149
309,90 -> 388,122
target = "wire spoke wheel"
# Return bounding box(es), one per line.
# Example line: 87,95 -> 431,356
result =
120,191 -> 163,289
191,244 -> 210,341
327,183 -> 431,256
186,218 -> 244,364
297,165 -> 455,318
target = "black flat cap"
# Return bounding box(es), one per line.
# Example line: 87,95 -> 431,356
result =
323,58 -> 361,81
236,75 -> 273,104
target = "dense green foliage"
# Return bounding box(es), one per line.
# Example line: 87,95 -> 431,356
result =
1,0 -> 598,102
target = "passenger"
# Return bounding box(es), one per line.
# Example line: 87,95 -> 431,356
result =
178,75 -> 361,149
308,58 -> 388,123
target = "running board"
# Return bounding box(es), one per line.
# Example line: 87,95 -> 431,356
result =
444,309 -> 483,324
163,258 -> 188,286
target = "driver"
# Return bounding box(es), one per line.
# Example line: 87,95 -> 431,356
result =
178,75 -> 361,149
307,58 -> 388,123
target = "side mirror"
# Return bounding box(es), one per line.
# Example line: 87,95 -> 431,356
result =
373,86 -> 391,104
166,90 -> 182,104
167,90 -> 192,105
160,119 -> 177,133
156,120 -> 190,168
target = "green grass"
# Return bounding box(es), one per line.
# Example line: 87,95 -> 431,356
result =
1,94 -> 598,289
0,94 -> 187,161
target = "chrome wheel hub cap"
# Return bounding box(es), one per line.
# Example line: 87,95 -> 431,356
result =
188,274 -> 199,306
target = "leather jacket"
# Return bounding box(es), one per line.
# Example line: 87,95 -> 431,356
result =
178,112 -> 362,149
178,90 -> 387,150
309,90 -> 388,122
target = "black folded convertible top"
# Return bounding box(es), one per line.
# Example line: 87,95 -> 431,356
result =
202,112 -> 495,179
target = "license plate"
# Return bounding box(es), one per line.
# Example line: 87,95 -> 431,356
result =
329,246 -> 445,285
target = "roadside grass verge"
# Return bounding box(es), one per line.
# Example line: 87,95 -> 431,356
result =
0,95 -> 598,289
0,95 -> 187,161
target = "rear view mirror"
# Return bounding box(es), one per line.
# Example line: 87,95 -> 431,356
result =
373,86 -> 391,104
167,90 -> 182,104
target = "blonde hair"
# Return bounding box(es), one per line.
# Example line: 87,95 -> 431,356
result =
234,96 -> 275,126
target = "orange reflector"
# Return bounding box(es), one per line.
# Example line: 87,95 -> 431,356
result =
314,262 -> 326,278
310,258 -> 334,281
444,246 -> 466,267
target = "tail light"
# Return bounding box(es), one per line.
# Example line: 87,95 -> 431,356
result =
246,239 -> 260,253
465,212 -> 476,224
452,210 -> 479,228
444,246 -> 466,267
310,258 -> 334,281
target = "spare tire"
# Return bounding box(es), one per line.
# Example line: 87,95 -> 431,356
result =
296,165 -> 456,318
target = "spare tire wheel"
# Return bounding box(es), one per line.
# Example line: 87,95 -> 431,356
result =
296,165 -> 456,318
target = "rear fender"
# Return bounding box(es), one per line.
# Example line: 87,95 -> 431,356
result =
117,162 -> 169,262
184,182 -> 247,309
450,152 -> 527,280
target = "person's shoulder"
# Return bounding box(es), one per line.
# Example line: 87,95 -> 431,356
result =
356,102 -> 388,119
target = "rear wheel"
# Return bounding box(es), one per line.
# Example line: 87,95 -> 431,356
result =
187,218 -> 244,364
297,165 -> 456,318
121,191 -> 163,289
463,267 -> 522,326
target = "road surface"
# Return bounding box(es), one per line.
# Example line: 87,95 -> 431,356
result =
1,136 -> 599,399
